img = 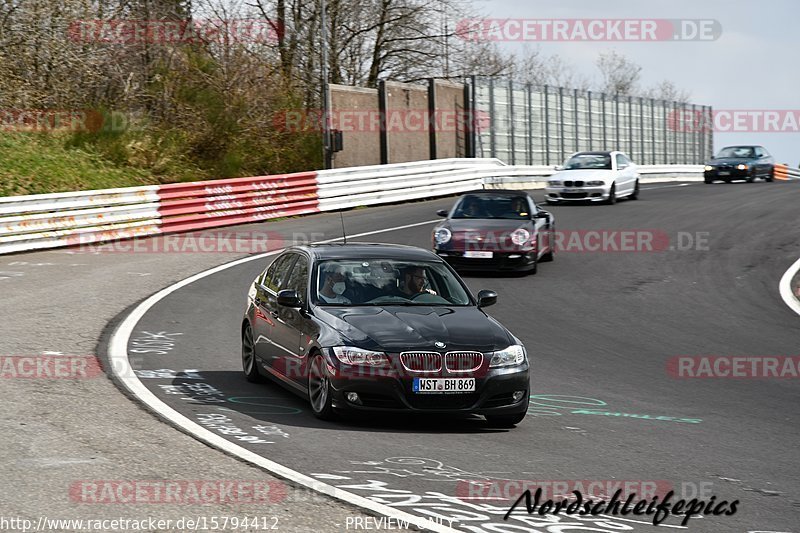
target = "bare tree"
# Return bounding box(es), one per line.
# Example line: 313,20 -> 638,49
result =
595,50 -> 641,95
641,80 -> 691,103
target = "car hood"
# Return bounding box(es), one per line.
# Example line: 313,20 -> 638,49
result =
552,169 -> 614,181
317,306 -> 514,353
445,219 -> 530,232
707,157 -> 754,165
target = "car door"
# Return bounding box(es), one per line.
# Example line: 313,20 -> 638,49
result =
273,252 -> 318,389
531,198 -> 553,257
254,252 -> 297,373
615,153 -> 636,194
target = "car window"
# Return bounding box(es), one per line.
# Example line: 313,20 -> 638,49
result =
283,254 -> 309,300
264,253 -> 297,292
717,146 -> 754,158
314,259 -> 472,306
760,147 -> 771,157
563,153 -> 612,170
452,194 -> 532,220
615,154 -> 628,168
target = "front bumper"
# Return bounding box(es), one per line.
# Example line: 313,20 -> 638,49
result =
433,249 -> 537,271
328,364 -> 530,415
704,168 -> 749,181
545,186 -> 610,202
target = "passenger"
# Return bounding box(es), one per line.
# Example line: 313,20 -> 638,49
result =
318,266 -> 351,304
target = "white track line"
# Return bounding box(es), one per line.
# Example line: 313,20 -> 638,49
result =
779,256 -> 800,317
108,218 -> 458,533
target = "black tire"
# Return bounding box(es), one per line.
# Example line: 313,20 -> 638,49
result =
485,412 -> 526,428
605,183 -> 616,205
308,353 -> 335,420
746,170 -> 756,183
723,177 -> 732,183
242,324 -> 265,383
629,180 -> 639,200
704,177 -> 714,184
766,167 -> 774,182
545,199 -> 559,205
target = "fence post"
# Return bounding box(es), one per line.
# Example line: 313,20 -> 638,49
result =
378,80 -> 389,164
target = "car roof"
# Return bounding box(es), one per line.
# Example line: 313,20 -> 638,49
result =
719,145 -> 762,149
570,151 -> 615,156
457,189 -> 532,197
292,243 -> 442,262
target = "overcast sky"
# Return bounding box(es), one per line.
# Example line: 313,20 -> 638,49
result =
471,0 -> 799,165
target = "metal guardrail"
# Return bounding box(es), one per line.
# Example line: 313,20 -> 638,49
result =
774,164 -> 800,181
0,160 -> 711,255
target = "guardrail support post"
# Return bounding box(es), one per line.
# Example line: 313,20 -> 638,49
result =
378,80 -> 389,165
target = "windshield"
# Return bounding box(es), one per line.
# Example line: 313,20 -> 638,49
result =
716,146 -> 755,158
451,194 -> 532,220
315,259 -> 472,306
563,153 -> 612,170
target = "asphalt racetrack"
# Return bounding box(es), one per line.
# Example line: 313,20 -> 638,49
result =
106,180 -> 800,533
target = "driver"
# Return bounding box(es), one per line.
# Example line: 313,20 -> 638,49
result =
400,266 -> 437,297
510,197 -> 529,217
318,265 -> 351,304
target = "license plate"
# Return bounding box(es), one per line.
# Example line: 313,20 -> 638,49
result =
413,378 -> 475,394
718,171 -> 730,176
464,251 -> 493,259
563,188 -> 579,193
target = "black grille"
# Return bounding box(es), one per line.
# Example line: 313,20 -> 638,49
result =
444,351 -> 483,373
400,352 -> 441,372
562,192 -> 588,199
356,392 -> 404,409
562,180 -> 584,187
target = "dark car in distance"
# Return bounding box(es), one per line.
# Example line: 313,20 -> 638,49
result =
704,145 -> 774,183
241,243 -> 530,427
432,190 -> 555,274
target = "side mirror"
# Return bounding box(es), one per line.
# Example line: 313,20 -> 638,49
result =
477,289 -> 497,308
618,164 -> 628,170
533,211 -> 549,219
277,289 -> 302,308
436,209 -> 449,217
553,165 -> 564,171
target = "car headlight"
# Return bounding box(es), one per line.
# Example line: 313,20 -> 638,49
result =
547,180 -> 561,186
510,229 -> 530,246
333,346 -> 389,366
586,180 -> 605,186
434,227 -> 452,245
704,165 -> 713,171
489,345 -> 526,368
737,164 -> 748,170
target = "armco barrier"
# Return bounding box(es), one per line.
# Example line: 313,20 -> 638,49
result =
1,159 -> 708,255
774,164 -> 800,181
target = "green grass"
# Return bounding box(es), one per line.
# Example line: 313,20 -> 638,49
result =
0,133 -> 159,196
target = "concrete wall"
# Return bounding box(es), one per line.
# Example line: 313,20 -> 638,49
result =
433,80 -> 466,159
384,81 -> 430,164
329,84 -> 380,169
328,80 -> 469,168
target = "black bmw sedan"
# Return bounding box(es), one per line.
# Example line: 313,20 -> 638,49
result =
704,145 -> 775,183
241,243 -> 529,427
432,190 -> 555,274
